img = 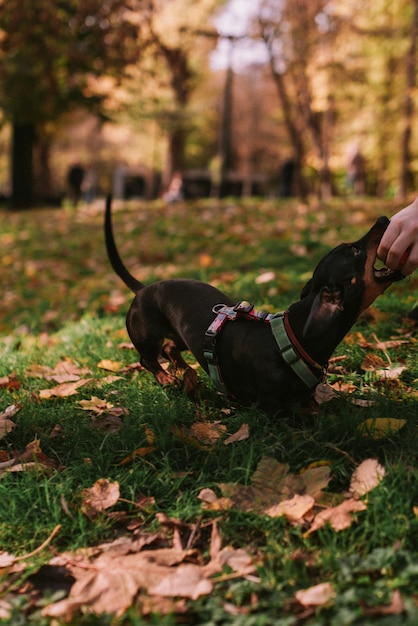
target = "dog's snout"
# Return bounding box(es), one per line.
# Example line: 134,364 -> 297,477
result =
365,215 -> 390,244
375,216 -> 390,228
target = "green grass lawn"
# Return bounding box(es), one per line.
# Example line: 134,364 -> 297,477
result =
0,197 -> 417,625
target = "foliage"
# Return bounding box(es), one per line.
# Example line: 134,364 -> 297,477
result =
0,0 -> 140,125
0,197 -> 417,623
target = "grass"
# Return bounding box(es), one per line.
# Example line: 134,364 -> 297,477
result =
0,197 -> 417,625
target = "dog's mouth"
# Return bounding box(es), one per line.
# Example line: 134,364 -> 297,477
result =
373,260 -> 405,283
368,217 -> 406,283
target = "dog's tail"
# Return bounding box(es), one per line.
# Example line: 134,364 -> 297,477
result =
104,195 -> 144,293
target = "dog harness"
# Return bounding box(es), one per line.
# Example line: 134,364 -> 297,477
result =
203,301 -> 325,397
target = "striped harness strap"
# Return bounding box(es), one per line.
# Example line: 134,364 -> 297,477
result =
203,301 -> 325,396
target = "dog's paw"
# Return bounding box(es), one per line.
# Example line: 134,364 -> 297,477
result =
154,370 -> 178,387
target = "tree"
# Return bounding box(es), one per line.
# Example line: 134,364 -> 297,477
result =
129,0 -> 222,186
256,0 -> 342,198
0,0 -> 140,207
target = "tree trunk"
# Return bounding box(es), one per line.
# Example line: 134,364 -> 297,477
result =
265,40 -> 309,199
399,0 -> 418,199
11,122 -> 35,209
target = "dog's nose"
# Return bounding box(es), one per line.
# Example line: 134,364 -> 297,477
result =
375,216 -> 390,227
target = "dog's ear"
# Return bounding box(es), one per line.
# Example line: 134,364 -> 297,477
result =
303,286 -> 344,337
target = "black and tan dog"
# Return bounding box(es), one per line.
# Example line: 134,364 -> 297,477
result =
105,197 -> 403,413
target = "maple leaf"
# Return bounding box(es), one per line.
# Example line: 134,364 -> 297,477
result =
78,396 -> 115,415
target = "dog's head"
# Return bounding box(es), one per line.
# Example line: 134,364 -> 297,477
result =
300,216 -> 404,338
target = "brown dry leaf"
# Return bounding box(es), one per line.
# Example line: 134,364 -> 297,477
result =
300,465 -> 331,500
314,383 -> 338,405
148,563 -> 213,599
266,494 -> 315,522
81,478 -> 120,514
224,423 -> 250,445
295,582 -> 335,607
370,339 -> 410,351
0,551 -> 16,568
358,417 -> 407,440
331,381 -> 358,394
97,359 -> 123,372
90,414 -> 124,434
43,532 -> 254,619
350,398 -> 376,407
79,396 -> 115,415
0,404 -> 19,439
361,354 -> 387,371
0,374 -> 20,390
349,459 -> 386,497
117,446 -> 157,465
305,498 -> 367,535
26,359 -> 90,383
375,366 -> 406,380
39,378 -> 91,399
190,421 -> 227,445
197,488 -> 233,511
0,599 -> 12,619
50,360 -> 91,383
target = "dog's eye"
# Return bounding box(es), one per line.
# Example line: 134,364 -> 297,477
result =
352,246 -> 361,256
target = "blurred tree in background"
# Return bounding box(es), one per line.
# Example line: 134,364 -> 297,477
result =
0,0 -> 140,207
0,0 -> 417,206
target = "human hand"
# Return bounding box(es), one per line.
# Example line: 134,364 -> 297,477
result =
377,197 -> 418,275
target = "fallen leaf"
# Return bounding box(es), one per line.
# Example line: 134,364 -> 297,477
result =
314,383 -> 338,404
79,396 -> 115,415
190,421 -> 226,445
266,494 -> 315,522
39,379 -> 91,399
300,465 -> 331,500
358,417 -> 407,440
255,271 -> 275,284
81,479 -> 120,514
117,447 -> 157,465
0,552 -> 16,568
0,404 -> 19,439
349,459 -> 386,497
375,366 -> 406,380
0,374 -> 20,390
42,533 -> 254,619
97,359 -> 123,372
224,423 -> 249,445
361,354 -> 387,371
197,488 -> 233,511
295,582 -> 335,607
148,563 -> 213,599
305,499 -> 367,535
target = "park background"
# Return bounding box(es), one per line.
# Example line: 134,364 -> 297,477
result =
1,0 -> 418,207
1,1 -> 418,625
